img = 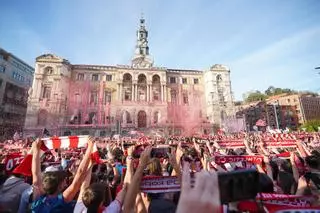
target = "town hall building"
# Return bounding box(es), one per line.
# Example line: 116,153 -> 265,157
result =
24,17 -> 235,136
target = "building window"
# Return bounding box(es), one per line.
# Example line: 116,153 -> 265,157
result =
171,90 -> 177,103
106,75 -> 112,81
0,65 -> 5,73
218,87 -> 224,103
42,86 -> 51,99
216,74 -> 222,82
194,78 -> 199,84
183,92 -> 188,104
154,111 -> 159,124
287,99 -> 290,103
92,74 -> 99,81
90,91 -> 98,105
45,67 -> 53,75
169,77 -> 176,84
104,91 -> 112,104
182,78 -> 187,84
77,73 -> 84,81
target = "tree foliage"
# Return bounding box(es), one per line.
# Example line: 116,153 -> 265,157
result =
300,120 -> 320,132
244,90 -> 267,103
244,86 -> 299,103
264,86 -> 296,96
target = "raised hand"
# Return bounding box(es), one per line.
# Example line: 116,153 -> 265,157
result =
177,163 -> 221,213
140,146 -> 152,167
32,138 -> 43,151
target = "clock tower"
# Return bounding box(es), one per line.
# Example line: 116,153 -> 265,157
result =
132,15 -> 153,68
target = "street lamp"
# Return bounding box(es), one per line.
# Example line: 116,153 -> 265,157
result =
272,101 -> 280,130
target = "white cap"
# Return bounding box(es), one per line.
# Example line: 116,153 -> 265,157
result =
44,166 -> 60,173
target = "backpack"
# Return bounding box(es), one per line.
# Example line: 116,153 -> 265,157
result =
31,194 -> 75,213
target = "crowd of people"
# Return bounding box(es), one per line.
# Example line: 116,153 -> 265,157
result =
0,131 -> 320,213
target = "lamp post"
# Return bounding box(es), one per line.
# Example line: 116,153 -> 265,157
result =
273,101 -> 280,130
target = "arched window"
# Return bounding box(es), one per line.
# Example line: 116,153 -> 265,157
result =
44,67 -> 54,75
138,74 -> 147,101
152,75 -> 161,101
218,87 -> 224,103
154,111 -> 160,124
216,74 -> 222,82
123,111 -> 132,124
88,112 -> 96,124
183,91 -> 188,104
123,73 -> 132,101
170,90 -> 177,103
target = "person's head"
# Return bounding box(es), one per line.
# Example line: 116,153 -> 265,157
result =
42,171 -> 67,195
278,171 -> 296,194
112,147 -> 123,162
82,183 -> 112,213
306,153 -> 320,170
147,158 -> 162,176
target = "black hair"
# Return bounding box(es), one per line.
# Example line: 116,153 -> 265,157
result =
258,173 -> 274,193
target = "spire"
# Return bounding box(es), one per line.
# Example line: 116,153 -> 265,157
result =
132,15 -> 153,68
135,14 -> 149,56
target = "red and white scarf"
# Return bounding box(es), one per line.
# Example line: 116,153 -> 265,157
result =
140,176 -> 180,193
214,155 -> 263,165
13,136 -> 100,176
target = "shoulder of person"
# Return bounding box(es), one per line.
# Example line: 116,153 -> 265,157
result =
73,201 -> 87,213
105,199 -> 122,213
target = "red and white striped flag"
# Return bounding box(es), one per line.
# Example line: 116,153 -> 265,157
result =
13,135 -> 100,176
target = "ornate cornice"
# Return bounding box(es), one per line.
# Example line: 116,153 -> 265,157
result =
167,68 -> 202,74
72,64 -> 117,71
210,64 -> 230,72
36,54 -> 70,64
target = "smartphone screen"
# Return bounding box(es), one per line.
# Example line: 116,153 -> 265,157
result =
151,147 -> 171,158
218,169 -> 259,203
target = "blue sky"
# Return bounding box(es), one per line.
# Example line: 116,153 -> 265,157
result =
1,0 -> 319,100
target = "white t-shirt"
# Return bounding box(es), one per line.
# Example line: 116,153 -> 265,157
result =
73,199 -> 121,213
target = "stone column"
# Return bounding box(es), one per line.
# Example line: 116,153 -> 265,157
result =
134,84 -> 137,101
119,84 -> 123,102
146,85 -> 149,102
131,84 -> 134,101
161,85 -> 164,102
36,79 -> 42,99
117,84 -> 120,100
149,85 -> 152,102
163,85 -> 167,102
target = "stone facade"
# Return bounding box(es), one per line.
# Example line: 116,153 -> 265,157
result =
267,94 -> 320,125
24,18 -> 234,136
0,48 -> 34,139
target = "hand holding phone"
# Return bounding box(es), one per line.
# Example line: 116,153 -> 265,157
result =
151,147 -> 171,158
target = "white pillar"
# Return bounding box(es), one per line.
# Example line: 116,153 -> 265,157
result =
119,84 -> 123,101
134,84 -> 137,101
149,85 -> 152,102
131,84 -> 134,101
146,85 -> 149,102
117,84 -> 120,100
161,85 -> 164,102
36,79 -> 42,99
164,85 -> 167,102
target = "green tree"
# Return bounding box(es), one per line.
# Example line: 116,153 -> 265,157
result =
244,91 -> 267,103
300,119 -> 320,132
265,86 -> 276,96
265,86 -> 296,96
